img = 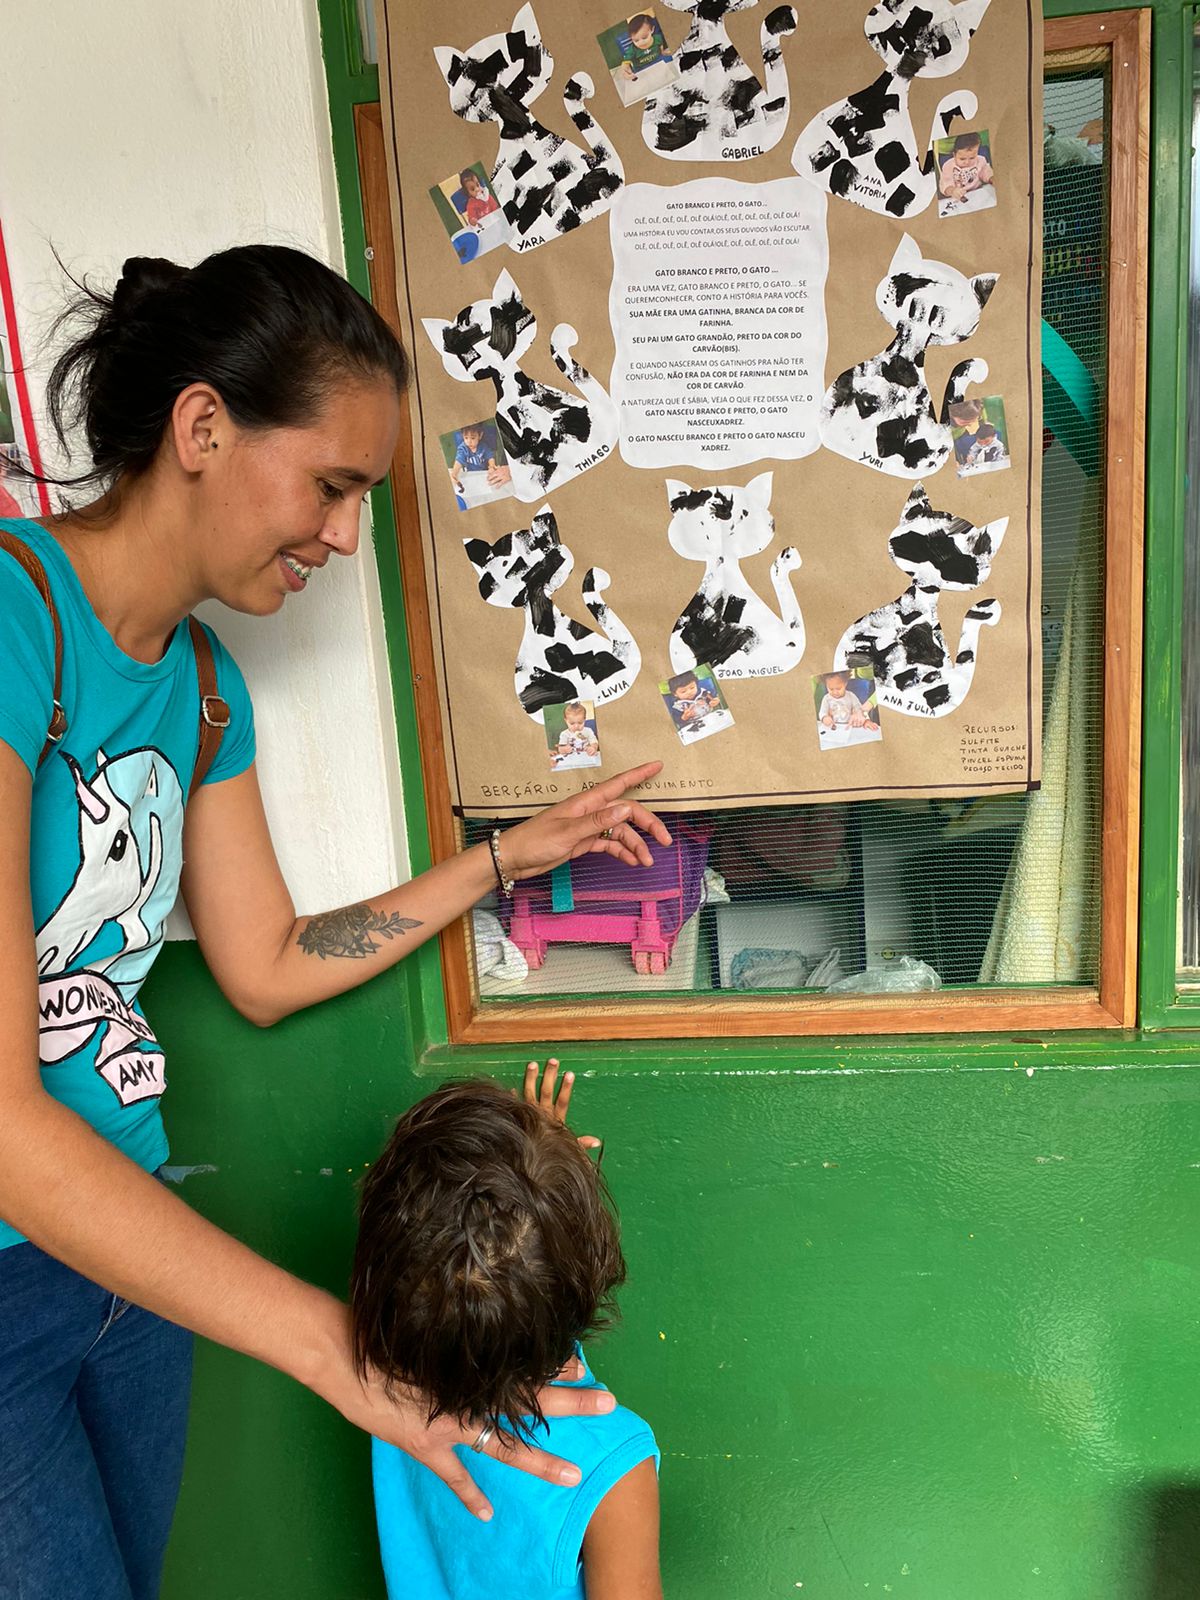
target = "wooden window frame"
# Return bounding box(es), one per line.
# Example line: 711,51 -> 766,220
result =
354,8 -> 1149,1043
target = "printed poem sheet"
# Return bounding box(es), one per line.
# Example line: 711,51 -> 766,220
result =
610,178 -> 829,469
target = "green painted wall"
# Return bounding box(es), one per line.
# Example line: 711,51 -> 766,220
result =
151,2 -> 1200,1597
154,947 -> 1200,1600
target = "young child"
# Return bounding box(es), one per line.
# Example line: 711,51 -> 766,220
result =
554,701 -> 600,767
964,421 -> 1009,471
448,423 -> 511,498
939,132 -> 994,202
819,672 -> 868,731
460,169 -> 501,227
947,398 -> 985,467
669,671 -> 720,731
353,1063 -> 662,1600
619,13 -> 670,78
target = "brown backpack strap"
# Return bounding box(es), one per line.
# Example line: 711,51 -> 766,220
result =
0,528 -> 68,763
188,617 -> 230,797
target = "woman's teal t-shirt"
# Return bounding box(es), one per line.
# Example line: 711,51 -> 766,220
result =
0,518 -> 255,1250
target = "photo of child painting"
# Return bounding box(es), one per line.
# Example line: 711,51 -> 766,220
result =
935,129 -> 997,217
812,669 -> 882,750
438,419 -> 515,511
947,395 -> 1012,478
545,699 -> 602,771
427,162 -> 511,265
596,11 -> 679,106
659,665 -> 734,747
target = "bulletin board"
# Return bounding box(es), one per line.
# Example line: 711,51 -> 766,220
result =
375,0 -> 1043,816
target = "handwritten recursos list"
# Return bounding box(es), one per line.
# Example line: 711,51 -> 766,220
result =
609,178 -> 829,470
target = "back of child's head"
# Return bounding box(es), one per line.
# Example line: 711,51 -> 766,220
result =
351,1078 -> 625,1434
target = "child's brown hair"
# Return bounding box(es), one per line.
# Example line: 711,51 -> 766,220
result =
351,1079 -> 624,1435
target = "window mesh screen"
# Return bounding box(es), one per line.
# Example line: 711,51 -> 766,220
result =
463,58 -> 1108,1009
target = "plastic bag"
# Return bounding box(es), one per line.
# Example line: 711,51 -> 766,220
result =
823,955 -> 941,994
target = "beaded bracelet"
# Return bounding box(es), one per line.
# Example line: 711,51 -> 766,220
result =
489,828 -> 515,895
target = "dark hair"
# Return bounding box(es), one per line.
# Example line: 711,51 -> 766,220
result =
459,168 -> 483,189
628,13 -> 656,32
350,1079 -> 625,1435
27,244 -> 408,494
954,132 -> 982,151
977,423 -> 998,441
947,398 -> 984,424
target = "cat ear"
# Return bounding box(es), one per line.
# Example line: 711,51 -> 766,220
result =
433,46 -> 463,87
903,483 -> 932,520
971,273 -> 999,310
463,536 -> 492,573
745,471 -> 774,508
491,267 -> 520,304
532,504 -> 559,540
665,478 -> 692,506
984,515 -> 1009,549
421,316 -> 451,351
954,0 -> 992,37
512,2 -> 541,44
888,233 -> 923,275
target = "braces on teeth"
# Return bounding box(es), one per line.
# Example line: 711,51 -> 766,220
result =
284,556 -> 313,580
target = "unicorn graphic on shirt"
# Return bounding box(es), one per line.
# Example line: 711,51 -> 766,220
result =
36,747 -> 184,1106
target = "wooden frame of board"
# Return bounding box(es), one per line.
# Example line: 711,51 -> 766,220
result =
354,9 -> 1149,1043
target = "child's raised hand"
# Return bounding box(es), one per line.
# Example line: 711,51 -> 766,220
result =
524,1059 -> 602,1151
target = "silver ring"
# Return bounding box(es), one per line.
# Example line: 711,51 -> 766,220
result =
470,1422 -> 495,1454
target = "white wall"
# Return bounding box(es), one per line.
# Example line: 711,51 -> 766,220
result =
0,0 -> 406,912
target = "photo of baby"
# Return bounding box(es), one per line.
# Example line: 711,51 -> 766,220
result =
935,129 -> 997,218
427,163 -> 511,265
660,665 -> 735,747
544,699 -> 602,771
813,669 -> 883,751
947,396 -> 1012,479
596,10 -> 678,107
438,419 -> 515,511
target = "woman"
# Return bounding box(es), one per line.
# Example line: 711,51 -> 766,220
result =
0,245 -> 669,1599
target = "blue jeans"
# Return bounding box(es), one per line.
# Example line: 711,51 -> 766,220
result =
0,1237 -> 193,1600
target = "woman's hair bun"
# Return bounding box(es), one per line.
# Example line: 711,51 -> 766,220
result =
111,256 -> 188,318
28,243 -> 407,496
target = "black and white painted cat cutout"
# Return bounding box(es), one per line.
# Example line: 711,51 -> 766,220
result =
834,483 -> 1007,717
434,4 -> 623,252
423,269 -> 618,500
666,473 -> 805,677
641,0 -> 798,164
792,0 -> 990,218
463,506 -> 641,721
820,233 -> 997,478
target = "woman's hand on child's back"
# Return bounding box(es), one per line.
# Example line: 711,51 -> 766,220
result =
305,1298 -> 616,1523
524,1058 -> 602,1151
